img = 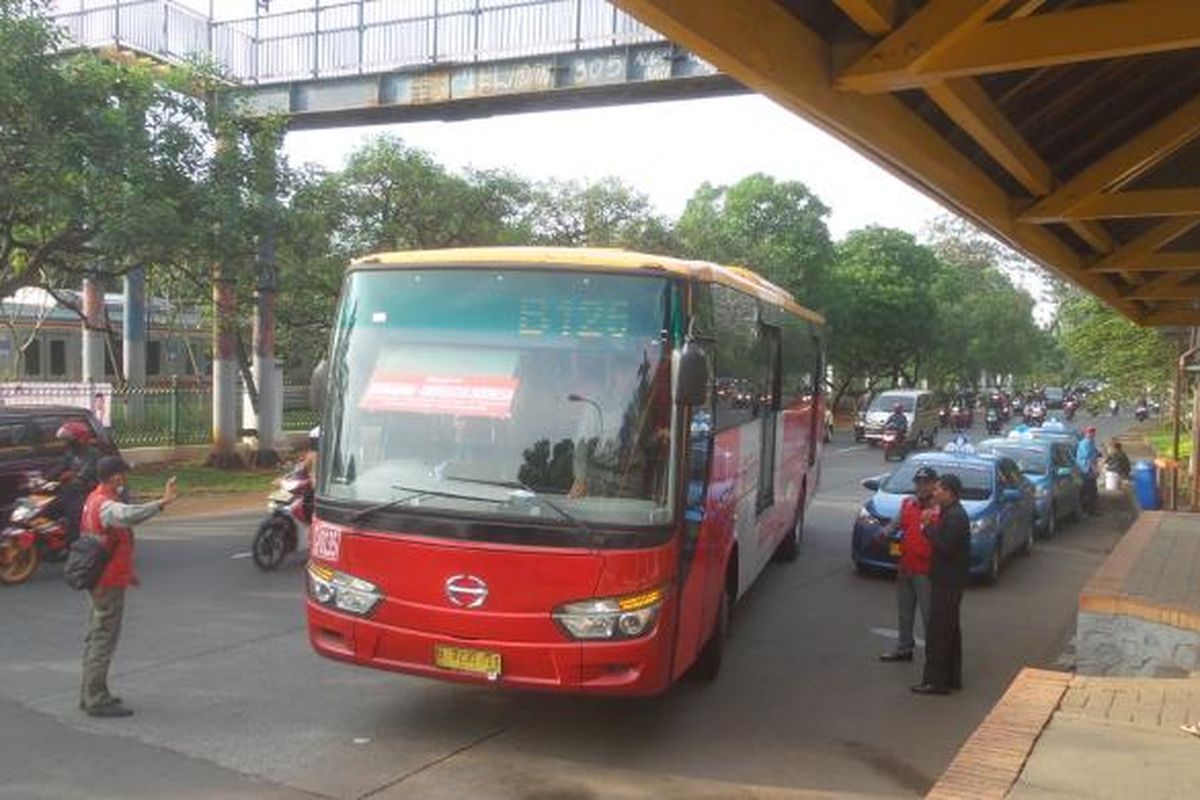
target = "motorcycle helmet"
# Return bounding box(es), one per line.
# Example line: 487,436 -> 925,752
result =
893,403 -> 904,413
56,420 -> 96,446
307,425 -> 321,449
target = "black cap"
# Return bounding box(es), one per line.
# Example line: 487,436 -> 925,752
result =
97,456 -> 131,481
938,473 -> 963,497
913,465 -> 938,482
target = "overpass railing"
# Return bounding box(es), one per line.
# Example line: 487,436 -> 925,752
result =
51,0 -> 666,85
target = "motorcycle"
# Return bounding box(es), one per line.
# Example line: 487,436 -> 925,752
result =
0,475 -> 71,585
951,405 -> 971,431
881,427 -> 907,462
1024,403 -> 1046,427
1064,399 -> 1078,421
985,408 -> 1002,436
937,406 -> 950,428
252,468 -> 313,571
1135,404 -> 1149,422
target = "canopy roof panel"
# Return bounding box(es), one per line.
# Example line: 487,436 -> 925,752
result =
614,0 -> 1200,326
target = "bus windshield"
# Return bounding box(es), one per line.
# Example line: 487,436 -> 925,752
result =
320,268 -> 677,528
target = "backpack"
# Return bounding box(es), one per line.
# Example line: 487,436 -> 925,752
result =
64,535 -> 110,591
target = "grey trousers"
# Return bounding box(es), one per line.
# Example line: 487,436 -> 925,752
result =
896,571 -> 931,654
81,587 -> 125,710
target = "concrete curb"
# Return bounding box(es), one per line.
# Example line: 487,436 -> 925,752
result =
925,668 -> 1070,800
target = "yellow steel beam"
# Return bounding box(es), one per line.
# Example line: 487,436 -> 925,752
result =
1140,307 -> 1200,326
922,78 -> 1114,252
1021,93 -> 1200,223
841,0 -> 1200,93
833,0 -> 895,37
1066,189 -> 1200,220
838,0 -> 1010,93
925,78 -> 1052,195
1121,270 -> 1193,299
1087,218 -> 1200,271
1009,0 -> 1048,19
612,0 -> 1140,318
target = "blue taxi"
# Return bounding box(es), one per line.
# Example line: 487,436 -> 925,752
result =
851,445 -> 1037,584
976,434 -> 1083,537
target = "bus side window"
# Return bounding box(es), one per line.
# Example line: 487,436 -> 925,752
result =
711,285 -> 760,431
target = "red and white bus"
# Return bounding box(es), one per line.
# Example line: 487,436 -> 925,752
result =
305,248 -> 824,695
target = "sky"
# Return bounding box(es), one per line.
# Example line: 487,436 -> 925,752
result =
283,94 -> 950,241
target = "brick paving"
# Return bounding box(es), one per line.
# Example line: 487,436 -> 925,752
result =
925,669 -> 1071,800
1058,675 -> 1200,731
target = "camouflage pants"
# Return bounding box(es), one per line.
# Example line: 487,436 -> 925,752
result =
80,587 -> 125,710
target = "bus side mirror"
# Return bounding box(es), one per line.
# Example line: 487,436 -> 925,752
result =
675,342 -> 710,406
310,359 -> 329,415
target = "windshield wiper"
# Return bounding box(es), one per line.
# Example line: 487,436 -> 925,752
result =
441,473 -> 590,533
348,484 -> 503,523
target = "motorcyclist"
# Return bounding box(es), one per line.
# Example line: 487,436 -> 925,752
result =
884,403 -> 909,438
53,421 -> 101,542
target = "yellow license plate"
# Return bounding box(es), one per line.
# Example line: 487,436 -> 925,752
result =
888,542 -> 902,557
434,645 -> 502,677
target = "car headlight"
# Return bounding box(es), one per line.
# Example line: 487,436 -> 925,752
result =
1033,485 -> 1049,498
307,563 -> 383,617
970,517 -> 995,535
553,586 -> 664,641
857,508 -> 883,526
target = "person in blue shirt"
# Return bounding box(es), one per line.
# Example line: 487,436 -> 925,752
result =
1076,426 -> 1101,515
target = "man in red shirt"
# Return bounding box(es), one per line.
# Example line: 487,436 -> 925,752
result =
879,465 -> 939,662
79,457 -> 178,718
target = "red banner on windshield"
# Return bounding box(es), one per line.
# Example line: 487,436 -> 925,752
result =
360,372 -> 518,418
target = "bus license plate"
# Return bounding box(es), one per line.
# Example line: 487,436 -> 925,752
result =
434,645 -> 502,677
888,542 -> 902,557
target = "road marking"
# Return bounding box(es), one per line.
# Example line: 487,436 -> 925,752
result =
870,626 -> 925,647
833,445 -> 867,455
230,551 -> 253,559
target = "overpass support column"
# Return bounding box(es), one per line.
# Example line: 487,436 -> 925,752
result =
81,273 -> 105,385
251,133 -> 280,467
208,266 -> 242,467
123,267 -> 146,423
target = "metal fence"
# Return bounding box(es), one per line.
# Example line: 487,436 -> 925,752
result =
51,0 -> 665,84
0,380 -> 317,448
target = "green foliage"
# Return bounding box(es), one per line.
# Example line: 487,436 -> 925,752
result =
1057,292 -> 1176,400
676,174 -> 833,306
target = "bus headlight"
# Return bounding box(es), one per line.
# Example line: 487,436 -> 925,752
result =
553,587 -> 664,641
307,563 -> 383,617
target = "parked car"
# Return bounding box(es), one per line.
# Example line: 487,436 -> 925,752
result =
851,448 -> 1036,584
859,389 -> 939,448
976,436 -> 1082,538
0,406 -> 117,517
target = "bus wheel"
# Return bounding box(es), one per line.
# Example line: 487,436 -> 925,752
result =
774,495 -> 805,562
690,585 -> 730,682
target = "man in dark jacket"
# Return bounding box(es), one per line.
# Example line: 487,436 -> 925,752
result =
912,473 -> 970,695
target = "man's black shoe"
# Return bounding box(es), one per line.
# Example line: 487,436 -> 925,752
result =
84,703 -> 133,718
910,683 -> 951,695
879,651 -> 914,662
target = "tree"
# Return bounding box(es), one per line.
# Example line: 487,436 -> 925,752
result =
822,227 -> 940,407
1057,292 -> 1176,402
0,1 -> 212,299
517,177 -> 678,252
676,174 -> 833,308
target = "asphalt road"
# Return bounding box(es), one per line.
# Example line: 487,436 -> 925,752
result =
0,414 -> 1137,800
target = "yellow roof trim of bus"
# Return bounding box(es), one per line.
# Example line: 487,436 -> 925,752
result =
354,247 -> 825,326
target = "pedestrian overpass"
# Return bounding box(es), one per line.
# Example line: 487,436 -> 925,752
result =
51,0 -> 741,128
613,0 -> 1200,329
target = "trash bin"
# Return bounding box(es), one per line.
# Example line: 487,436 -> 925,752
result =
1132,459 -> 1160,510
1104,469 -> 1121,492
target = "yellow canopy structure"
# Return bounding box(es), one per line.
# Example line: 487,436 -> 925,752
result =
614,0 -> 1200,327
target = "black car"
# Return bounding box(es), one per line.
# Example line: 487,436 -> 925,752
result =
0,406 -> 117,515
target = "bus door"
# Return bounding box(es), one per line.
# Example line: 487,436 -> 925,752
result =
757,325 -> 780,513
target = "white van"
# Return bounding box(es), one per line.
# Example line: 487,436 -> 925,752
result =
861,389 -> 938,447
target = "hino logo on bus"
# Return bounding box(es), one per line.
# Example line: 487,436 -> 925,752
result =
444,574 -> 488,608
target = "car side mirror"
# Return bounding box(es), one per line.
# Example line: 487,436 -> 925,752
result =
1003,488 -> 1023,503
309,358 -> 329,415
674,342 -> 710,407
862,476 -> 882,491
1057,466 -> 1074,478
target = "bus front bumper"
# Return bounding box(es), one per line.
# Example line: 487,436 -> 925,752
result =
307,601 -> 674,696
